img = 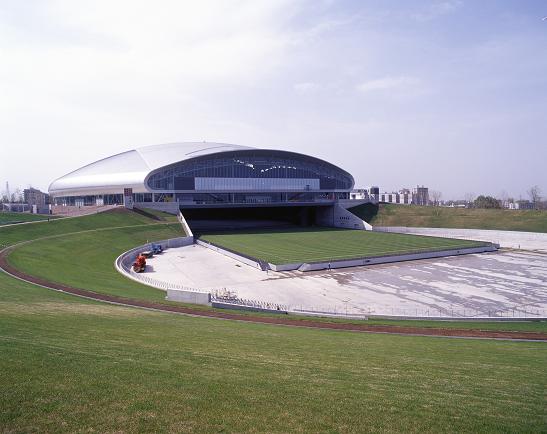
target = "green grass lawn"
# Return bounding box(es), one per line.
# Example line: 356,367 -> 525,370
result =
199,227 -> 488,264
1,208 -> 547,431
138,207 -> 179,222
7,224 -> 184,302
2,210 -> 544,333
0,211 -> 59,226
1,271 -> 546,433
0,208 -> 155,248
369,204 -> 547,232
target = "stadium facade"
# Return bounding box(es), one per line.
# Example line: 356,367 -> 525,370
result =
49,142 -> 372,229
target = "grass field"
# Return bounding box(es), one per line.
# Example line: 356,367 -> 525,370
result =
1,209 -> 546,431
1,271 -> 546,433
198,227 -> 488,264
368,204 -> 547,232
0,211 -> 58,226
3,209 -> 184,303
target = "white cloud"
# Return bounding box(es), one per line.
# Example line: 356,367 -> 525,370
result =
411,1 -> 463,22
293,82 -> 320,93
356,76 -> 419,93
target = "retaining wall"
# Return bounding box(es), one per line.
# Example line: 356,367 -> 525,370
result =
268,262 -> 304,272
167,288 -> 211,305
133,201 -> 179,215
298,245 -> 497,271
116,235 -> 195,272
114,236 -> 211,306
316,203 -> 373,230
264,244 -> 497,272
196,239 -> 264,270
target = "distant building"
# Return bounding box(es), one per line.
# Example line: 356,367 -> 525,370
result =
350,186 -> 379,203
350,189 -> 369,200
412,185 -> 429,206
24,188 -> 49,207
380,189 -> 412,205
24,188 -> 50,213
369,186 -> 379,202
515,200 -> 534,210
501,199 -> 534,210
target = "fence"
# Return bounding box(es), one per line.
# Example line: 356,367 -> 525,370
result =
210,290 -> 289,312
288,304 -> 546,319
129,270 -> 207,294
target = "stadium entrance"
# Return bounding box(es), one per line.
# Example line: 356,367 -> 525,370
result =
181,204 -> 327,232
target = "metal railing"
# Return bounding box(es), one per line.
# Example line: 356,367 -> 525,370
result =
289,304 -> 546,319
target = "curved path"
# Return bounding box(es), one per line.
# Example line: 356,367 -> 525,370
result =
1,244 -> 546,341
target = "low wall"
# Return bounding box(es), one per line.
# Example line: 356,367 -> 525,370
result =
262,244 -> 497,272
133,201 -> 179,215
51,204 -> 118,216
212,301 -> 288,314
167,288 -> 211,305
196,239 -> 264,270
298,245 -> 497,271
115,235 -> 196,284
117,236 -> 195,270
268,262 -> 303,272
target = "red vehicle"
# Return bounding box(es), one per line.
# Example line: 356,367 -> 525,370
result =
132,253 -> 147,273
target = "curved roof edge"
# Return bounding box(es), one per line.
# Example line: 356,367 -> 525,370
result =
49,141 -> 353,196
49,142 -> 253,195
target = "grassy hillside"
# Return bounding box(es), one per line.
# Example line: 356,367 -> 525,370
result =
0,211 -> 58,226
2,209 -> 185,303
1,271 -> 546,433
369,204 -> 547,232
0,208 -> 156,247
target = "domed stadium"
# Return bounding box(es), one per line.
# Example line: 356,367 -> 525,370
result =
49,142 -> 372,229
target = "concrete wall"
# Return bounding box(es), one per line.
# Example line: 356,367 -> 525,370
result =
337,199 -> 375,209
177,211 -> 194,237
167,288 -> 211,304
134,201 -> 179,215
316,203 -> 373,230
298,245 -> 498,272
268,262 -> 304,272
195,239 -> 264,270
115,236 -> 195,281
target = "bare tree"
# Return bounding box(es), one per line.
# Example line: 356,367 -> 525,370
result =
464,192 -> 475,207
527,185 -> 542,209
10,188 -> 23,203
430,190 -> 442,206
498,189 -> 509,203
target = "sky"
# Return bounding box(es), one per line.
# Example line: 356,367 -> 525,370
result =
1,0 -> 546,200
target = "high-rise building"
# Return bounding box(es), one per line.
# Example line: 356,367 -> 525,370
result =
412,185 -> 429,206
24,187 -> 49,208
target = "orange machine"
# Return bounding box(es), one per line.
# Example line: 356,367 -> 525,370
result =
132,253 -> 147,273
